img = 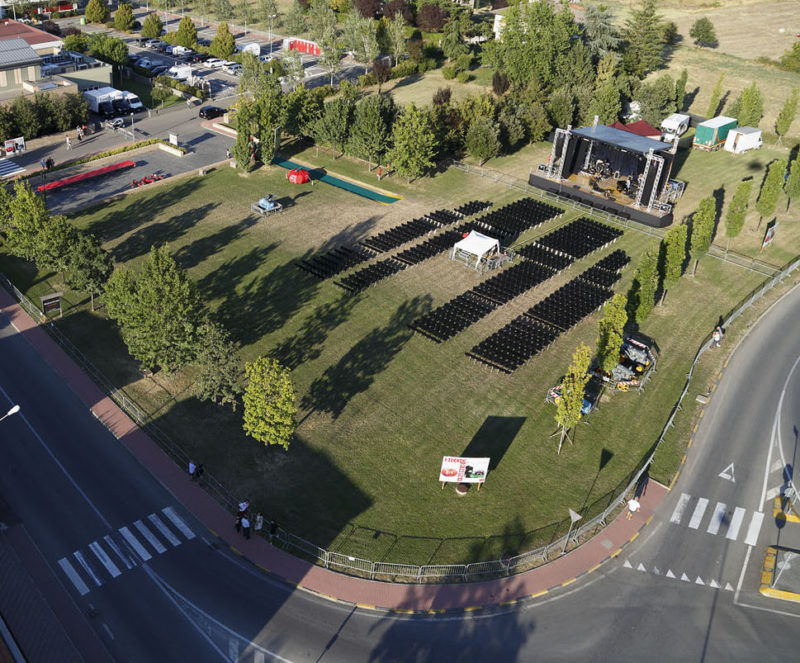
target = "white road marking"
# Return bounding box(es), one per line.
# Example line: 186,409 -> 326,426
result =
103,535 -> 135,570
666,569 -> 676,578
695,577 -> 705,585
771,459 -> 784,473
623,559 -> 632,568
710,579 -> 720,588
726,507 -> 746,540
765,486 -> 781,502
707,503 -> 727,535
102,623 -> 114,640
148,514 -> 181,547
119,526 -> 152,561
162,506 -> 196,540
636,563 -> 647,572
725,583 -> 734,591
670,493 -> 692,524
743,512 -> 765,548
681,573 -> 690,582
688,498 -> 709,529
134,520 -> 166,554
74,551 -> 103,587
718,462 -> 736,482
652,567 -> 661,575
89,541 -> 121,578
58,558 -> 90,596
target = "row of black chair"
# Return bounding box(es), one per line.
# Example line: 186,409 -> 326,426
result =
335,258 -> 406,293
454,200 -> 493,217
296,246 -> 375,280
410,292 -> 498,343
467,317 -> 560,373
533,217 -> 623,260
593,249 -> 630,273
394,227 -> 471,266
516,243 -> 575,271
525,278 -> 613,331
427,208 -> 462,225
359,216 -> 441,254
579,265 -> 622,289
476,198 -> 562,239
472,261 -> 555,305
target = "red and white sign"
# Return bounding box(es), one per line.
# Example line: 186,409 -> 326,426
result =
282,38 -> 321,56
439,456 -> 490,484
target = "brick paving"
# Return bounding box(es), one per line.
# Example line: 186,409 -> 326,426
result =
0,288 -> 667,612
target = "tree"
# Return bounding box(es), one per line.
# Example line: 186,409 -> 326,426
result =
236,0 -> 253,28
88,33 -> 129,69
282,49 -> 304,89
440,17 -> 468,61
785,159 -> 800,210
734,82 -> 764,127
554,343 -> 592,454
284,0 -> 307,36
690,17 -> 717,48
193,321 -> 242,411
597,294 -> 627,374
630,244 -> 658,324
242,356 -> 296,450
547,86 -> 574,129
659,224 -> 687,305
85,0 -> 109,23
755,159 -> 787,227
621,0 -> 666,78
588,81 -> 621,125
3,180 -> 50,262
705,73 -> 725,118
176,16 -> 198,47
64,32 -> 90,52
342,9 -> 378,75
582,3 -> 619,58
65,232 -> 114,311
318,24 -> 342,87
37,214 -> 79,280
308,0 -> 336,44
725,179 -> 752,247
214,0 -> 234,21
104,245 -> 207,373
211,22 -> 236,58
775,88 -> 798,143
314,97 -> 353,156
11,95 -> 40,139
252,75 -> 284,163
675,69 -> 688,111
465,116 -> 500,165
781,41 -> 800,73
233,100 -> 255,168
689,196 -> 716,276
114,3 -> 135,31
348,94 -> 395,168
141,13 -> 163,39
284,85 -> 324,137
556,40 -> 594,91
258,0 -> 280,30
389,102 -> 437,182
636,74 -> 676,127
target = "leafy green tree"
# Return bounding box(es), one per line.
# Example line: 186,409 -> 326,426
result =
314,97 -> 354,157
176,16 -> 198,47
756,159 -> 787,226
242,356 -> 296,450
3,180 -> 50,262
64,32 -> 90,52
11,95 -> 40,138
85,0 -> 109,23
282,49 -> 305,90
104,245 -> 207,373
659,224 -> 687,305
690,17 -> 717,48
88,33 -> 129,68
583,3 -> 619,58
193,321 -> 242,411
258,0 -> 280,29
675,69 -> 688,111
547,86 -> 574,129
284,0 -> 307,35
630,244 -> 658,324
621,0 -> 666,78
114,3 -> 135,31
38,214 -> 79,280
555,343 -> 592,455
597,294 -> 627,374
556,40 -> 594,90
252,76 -> 284,163
636,74 -> 676,127
233,100 -> 255,168
151,85 -> 172,108
689,196 -> 716,276
211,22 -> 236,58
588,81 -> 621,124
236,0 -> 253,27
775,88 -> 798,142
781,41 -> 800,73
283,85 -> 324,137
705,73 -> 725,118
387,12 -> 407,66
785,159 -> 800,210
440,16 -> 468,61
214,0 -> 234,21
497,104 -> 526,150
141,13 -> 164,39
389,102 -> 437,182
736,82 -> 765,127
725,179 -> 752,248
318,25 -> 342,87
65,232 -> 114,311
308,0 -> 336,44
342,8 -> 378,75
465,116 -> 500,166
348,93 -> 395,168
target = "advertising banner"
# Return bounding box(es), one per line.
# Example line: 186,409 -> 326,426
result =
439,456 -> 490,484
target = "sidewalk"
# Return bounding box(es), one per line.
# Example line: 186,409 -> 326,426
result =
0,288 -> 667,612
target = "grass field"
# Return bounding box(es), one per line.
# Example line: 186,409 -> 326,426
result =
1,147 -> 781,565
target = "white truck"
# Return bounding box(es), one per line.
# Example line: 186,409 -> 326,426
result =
123,91 -> 145,113
660,113 -> 691,142
240,42 -> 261,56
168,64 -> 193,81
83,87 -> 119,118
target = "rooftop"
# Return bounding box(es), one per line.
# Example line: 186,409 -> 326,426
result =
572,124 -> 673,155
0,19 -> 62,49
0,37 -> 41,69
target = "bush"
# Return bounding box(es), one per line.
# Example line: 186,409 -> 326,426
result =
358,72 -> 377,87
455,53 -> 473,72
456,71 -> 471,83
416,3 -> 448,32
391,60 -> 418,79
418,57 -> 437,72
153,75 -> 207,100
442,65 -> 456,80
52,11 -> 61,18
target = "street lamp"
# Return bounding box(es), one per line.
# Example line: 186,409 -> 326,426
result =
130,111 -> 134,133
0,404 -> 20,423
269,14 -> 277,56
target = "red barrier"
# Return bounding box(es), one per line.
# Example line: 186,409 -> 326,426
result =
37,160 -> 136,193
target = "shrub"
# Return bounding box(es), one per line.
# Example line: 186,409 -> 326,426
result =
416,4 -> 448,32
391,60 -> 418,79
418,57 -> 437,72
358,73 -> 377,87
442,65 -> 456,80
455,53 -> 473,71
456,71 -> 471,83
52,11 -> 61,18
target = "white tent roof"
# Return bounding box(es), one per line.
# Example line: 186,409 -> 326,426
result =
452,231 -> 500,257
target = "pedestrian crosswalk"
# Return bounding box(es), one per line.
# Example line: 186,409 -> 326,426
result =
0,158 -> 25,179
58,506 -> 194,596
668,493 -> 763,546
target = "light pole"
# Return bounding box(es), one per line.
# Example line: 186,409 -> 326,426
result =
269,14 -> 277,56
561,508 -> 582,555
0,404 -> 20,423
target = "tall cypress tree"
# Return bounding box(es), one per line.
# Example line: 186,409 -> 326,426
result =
776,89 -> 799,144
725,179 -> 752,249
622,0 -> 666,78
631,243 -> 659,324
784,159 -> 800,210
555,343 -> 592,455
597,294 -> 628,373
756,159 -> 787,228
659,224 -> 687,305
689,196 -> 716,276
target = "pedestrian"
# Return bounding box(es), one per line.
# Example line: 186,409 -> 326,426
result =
226,147 -> 231,159
40,158 -> 46,170
194,463 -> 204,482
188,459 -> 196,479
234,514 -> 242,534
186,99 -> 192,110
65,136 -> 71,150
626,497 -> 641,520
711,328 -> 721,348
82,124 -> 88,136
268,520 -> 278,544
254,511 -> 263,534
238,499 -> 250,516
241,515 -> 250,539
46,157 -> 54,170
377,166 -> 382,180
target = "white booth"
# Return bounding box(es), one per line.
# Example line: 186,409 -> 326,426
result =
449,231 -> 503,274
724,126 -> 763,154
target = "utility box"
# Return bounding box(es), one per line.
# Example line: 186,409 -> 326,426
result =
724,126 -> 763,154
693,116 -> 737,150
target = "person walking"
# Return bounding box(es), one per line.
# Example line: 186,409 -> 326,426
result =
40,158 -> 46,170
186,99 -> 192,110
254,512 -> 264,535
268,520 -> 278,544
234,514 -> 242,535
241,515 -> 251,539
65,136 -> 71,150
188,460 -> 196,479
711,327 -> 721,348
226,147 -> 231,159
626,497 -> 641,520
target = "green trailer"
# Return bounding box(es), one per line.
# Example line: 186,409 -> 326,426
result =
693,116 -> 738,150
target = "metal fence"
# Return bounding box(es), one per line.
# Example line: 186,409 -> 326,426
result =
3,234 -> 798,583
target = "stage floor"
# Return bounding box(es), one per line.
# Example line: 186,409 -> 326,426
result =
564,172 -> 638,208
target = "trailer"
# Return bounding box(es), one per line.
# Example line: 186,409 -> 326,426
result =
250,194 -> 284,216
660,113 -> 691,142
693,116 -> 737,150
724,126 -> 762,154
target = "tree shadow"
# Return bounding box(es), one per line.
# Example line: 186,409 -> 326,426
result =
111,202 -> 219,263
711,185 -> 725,238
301,295 -> 432,420
196,244 -> 280,303
314,216 -> 382,254
461,416 -> 526,472
683,86 -> 700,112
172,216 -> 259,270
714,91 -> 730,117
270,294 -> 361,370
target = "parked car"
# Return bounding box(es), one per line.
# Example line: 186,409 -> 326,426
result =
258,54 -> 273,63
189,52 -> 209,63
196,37 -> 211,47
105,117 -> 125,129
198,106 -> 226,119
145,39 -> 162,49
136,58 -> 153,70
151,65 -> 170,76
205,58 -> 224,68
223,62 -> 243,75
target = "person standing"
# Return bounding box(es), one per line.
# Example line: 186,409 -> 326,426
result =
234,514 -> 242,535
65,136 -> 71,150
254,512 -> 263,535
188,460 -> 196,479
241,515 -> 251,539
626,497 -> 641,520
712,328 -> 721,348
40,158 -> 46,170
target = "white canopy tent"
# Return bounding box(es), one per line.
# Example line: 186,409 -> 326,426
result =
450,231 -> 502,273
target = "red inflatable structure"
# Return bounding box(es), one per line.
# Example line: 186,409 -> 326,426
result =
287,168 -> 310,184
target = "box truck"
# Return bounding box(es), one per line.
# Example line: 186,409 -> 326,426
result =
83,88 -> 118,118
693,116 -> 737,150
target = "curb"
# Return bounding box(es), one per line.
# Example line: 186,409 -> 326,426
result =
759,546 -> 800,603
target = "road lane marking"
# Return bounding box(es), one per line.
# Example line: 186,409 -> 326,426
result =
162,506 -> 195,540
148,514 -> 181,547
688,498 -> 709,529
73,551 -> 103,587
718,463 -> 736,482
119,526 -> 152,561
765,486 -> 781,503
707,503 -> 727,535
58,558 -> 90,596
103,535 -> 135,570
134,520 -> 166,554
726,507 -> 746,540
744,512 -> 765,546
89,541 -> 121,578
670,493 -> 691,524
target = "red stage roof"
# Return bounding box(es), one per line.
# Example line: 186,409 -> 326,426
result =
611,120 -> 661,138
